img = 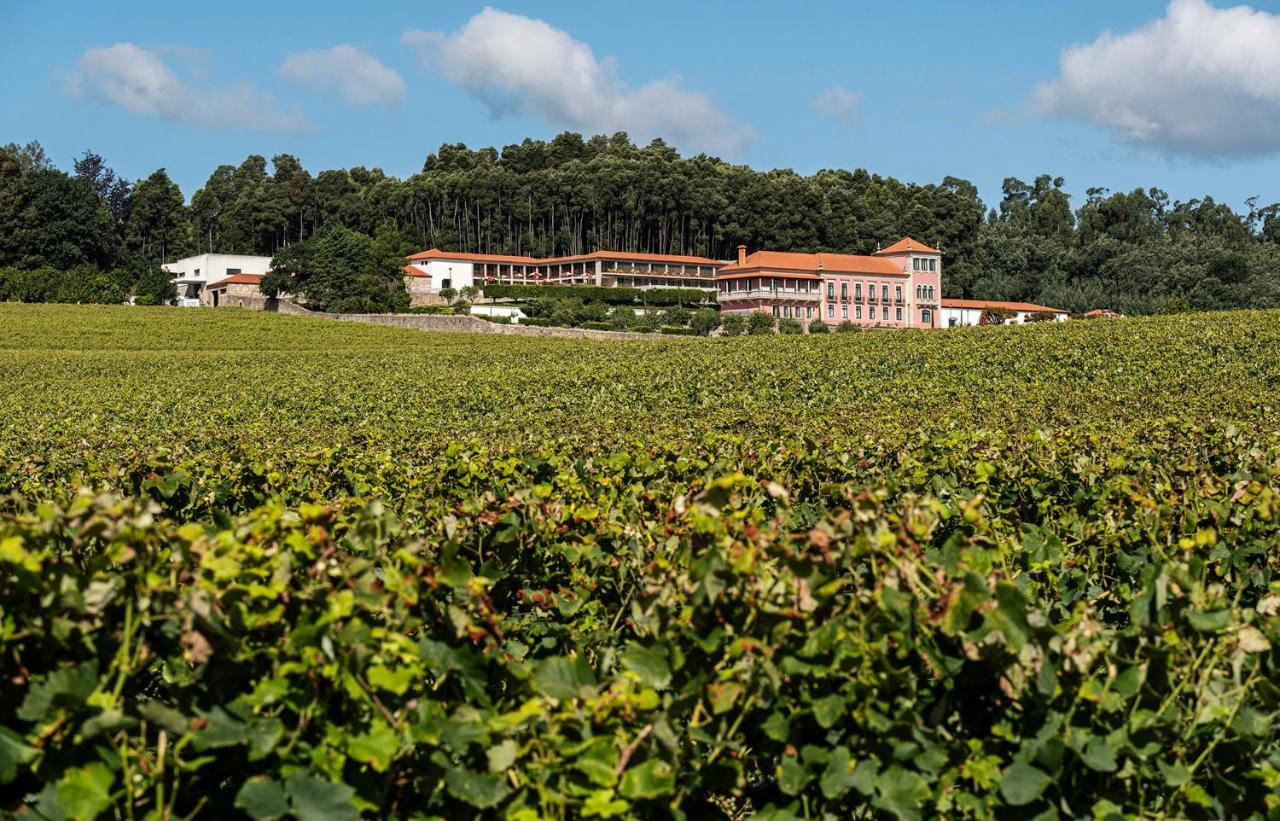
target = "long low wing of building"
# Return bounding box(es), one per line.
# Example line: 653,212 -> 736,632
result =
715,237 -> 942,328
940,299 -> 1069,326
404,249 -> 726,292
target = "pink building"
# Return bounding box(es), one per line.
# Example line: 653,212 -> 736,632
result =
715,238 -> 942,328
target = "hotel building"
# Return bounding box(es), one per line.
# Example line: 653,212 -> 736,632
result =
715,238 -> 942,328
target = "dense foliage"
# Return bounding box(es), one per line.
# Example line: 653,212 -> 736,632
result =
2,305 -> 1280,818
262,225 -> 409,314
5,135 -> 1280,314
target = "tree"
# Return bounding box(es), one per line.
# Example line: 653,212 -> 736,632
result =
267,225 -> 408,313
747,311 -> 775,335
690,307 -> 721,336
720,314 -> 746,336
777,317 -> 803,334
134,266 -> 177,305
124,170 -> 187,265
808,319 -> 829,333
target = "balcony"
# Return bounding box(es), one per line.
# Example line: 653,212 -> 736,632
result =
719,288 -> 821,303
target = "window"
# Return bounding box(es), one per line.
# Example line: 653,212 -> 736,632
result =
870,306 -> 876,320
841,282 -> 848,301
855,305 -> 862,319
855,283 -> 862,300
772,305 -> 779,317
896,307 -> 902,321
828,304 -> 835,318
922,309 -> 933,325
949,317 -> 958,327
194,268 -> 200,276
913,258 -> 921,272
783,305 -> 791,318
882,284 -> 890,302
915,284 -> 921,299
929,259 -> 937,272
806,307 -> 813,319
226,268 -> 241,275
841,305 -> 848,319
895,285 -> 902,303
827,280 -> 835,300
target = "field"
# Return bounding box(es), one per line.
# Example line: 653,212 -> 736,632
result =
3,303 -> 1280,819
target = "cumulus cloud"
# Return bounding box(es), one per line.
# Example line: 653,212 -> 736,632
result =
811,86 -> 862,127
402,8 -> 753,155
68,42 -> 309,131
1032,0 -> 1280,158
280,45 -> 405,106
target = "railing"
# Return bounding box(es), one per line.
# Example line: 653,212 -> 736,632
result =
719,289 -> 821,302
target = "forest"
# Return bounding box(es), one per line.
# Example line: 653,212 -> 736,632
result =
4,132 -> 1280,314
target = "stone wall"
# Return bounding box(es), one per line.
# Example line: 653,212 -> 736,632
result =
272,300 -> 664,340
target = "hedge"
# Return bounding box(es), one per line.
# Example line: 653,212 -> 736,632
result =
481,284 -> 714,307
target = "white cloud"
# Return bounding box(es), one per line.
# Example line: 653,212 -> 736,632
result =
811,86 -> 862,128
402,8 -> 753,155
69,42 -> 309,131
1032,0 -> 1280,158
280,45 -> 406,106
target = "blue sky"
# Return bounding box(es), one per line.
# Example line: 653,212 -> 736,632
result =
5,0 -> 1280,212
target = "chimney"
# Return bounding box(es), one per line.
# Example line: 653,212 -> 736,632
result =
737,244 -> 747,266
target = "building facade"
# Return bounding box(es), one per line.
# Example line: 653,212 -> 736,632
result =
715,238 -> 942,328
404,249 -> 724,292
163,253 -> 273,307
940,299 -> 1068,327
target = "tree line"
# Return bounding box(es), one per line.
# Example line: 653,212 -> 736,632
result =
3,134 -> 1280,314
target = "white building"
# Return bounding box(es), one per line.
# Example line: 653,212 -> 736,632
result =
163,253 -> 273,307
940,298 -> 1069,327
403,250 -> 479,291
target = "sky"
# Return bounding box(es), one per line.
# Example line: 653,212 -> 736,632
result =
5,0 -> 1280,212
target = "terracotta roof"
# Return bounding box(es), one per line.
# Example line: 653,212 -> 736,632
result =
206,273 -> 264,289
1083,308 -> 1122,317
874,237 -> 941,256
718,250 -> 903,277
402,265 -> 427,278
406,248 -> 724,266
942,298 -> 1067,314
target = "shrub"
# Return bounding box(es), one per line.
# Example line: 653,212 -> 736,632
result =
719,313 -> 747,336
979,306 -> 1016,325
777,317 -> 804,334
808,319 -> 830,333
1026,311 -> 1058,323
438,286 -> 457,303
663,306 -> 692,327
747,310 -> 776,335
573,301 -> 611,325
580,321 -> 614,331
627,313 -> 660,333
689,307 -> 721,336
660,326 -> 696,335
836,321 -> 859,333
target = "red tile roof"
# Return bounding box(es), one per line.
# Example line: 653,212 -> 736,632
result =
942,298 -> 1067,314
874,237 -> 941,256
206,273 -> 264,289
718,250 -> 904,277
1083,308 -> 1122,318
406,248 -> 724,266
402,265 -> 427,278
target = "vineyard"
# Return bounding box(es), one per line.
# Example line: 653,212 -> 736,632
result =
2,303 -> 1280,819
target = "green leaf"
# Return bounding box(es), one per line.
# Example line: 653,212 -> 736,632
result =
347,719 -> 398,772
445,768 -> 510,808
619,759 -> 675,800
708,680 -> 743,715
56,762 -> 115,821
248,717 -> 285,761
582,789 -> 629,818
487,739 -> 518,772
762,711 -> 790,743
1187,609 -> 1230,633
193,705 -> 248,749
367,664 -> 415,695
811,694 -> 845,729
135,701 -> 189,735
819,746 -> 860,800
0,725 -> 39,783
1000,759 -> 1052,806
235,777 -> 289,820
18,661 -> 97,722
619,643 -> 671,689
533,655 -> 597,700
1081,737 -> 1118,772
873,766 -> 929,820
777,755 -> 810,796
284,774 -> 359,821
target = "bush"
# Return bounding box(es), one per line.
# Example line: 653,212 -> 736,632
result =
979,307 -> 1016,325
627,313 -> 660,333
1026,311 -> 1058,323
573,301 -> 611,325
438,286 -> 457,303
808,319 -> 830,333
482,284 -> 713,307
519,317 -> 553,327
580,321 -> 614,331
836,321 -> 859,333
719,313 -> 747,336
690,307 -> 721,336
663,306 -> 692,327
747,310 -> 776,335
659,326 -> 696,335
777,317 -> 804,335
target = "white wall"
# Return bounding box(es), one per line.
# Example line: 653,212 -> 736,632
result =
424,260 -> 475,290
163,254 -> 273,304
942,307 -> 1068,327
